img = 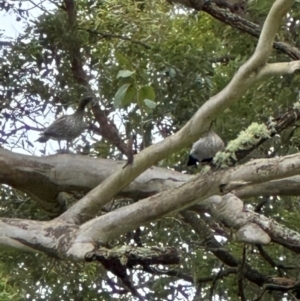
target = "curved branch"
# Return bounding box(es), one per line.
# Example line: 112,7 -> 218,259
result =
77,152 -> 300,244
59,0 -> 296,225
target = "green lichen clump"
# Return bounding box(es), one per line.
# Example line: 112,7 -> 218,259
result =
213,123 -> 271,168
213,151 -> 232,168
293,101 -> 300,111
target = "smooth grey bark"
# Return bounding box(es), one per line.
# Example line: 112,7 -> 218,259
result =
2,147 -> 300,215
0,148 -> 190,213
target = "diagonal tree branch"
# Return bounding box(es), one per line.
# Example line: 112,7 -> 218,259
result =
1,99 -> 300,215
59,0 -> 297,225
76,152 -> 300,247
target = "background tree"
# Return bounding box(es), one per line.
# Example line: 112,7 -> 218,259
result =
1,0 -> 300,300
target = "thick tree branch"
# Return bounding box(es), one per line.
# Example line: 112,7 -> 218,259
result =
59,0 -> 296,225
2,96 -> 300,215
2,153 -> 300,260
259,61 -> 300,77
204,194 -> 300,252
2,97 -> 300,215
77,153 -> 300,246
85,246 -> 179,266
236,176 -> 300,198
0,218 -> 86,258
0,148 -> 190,214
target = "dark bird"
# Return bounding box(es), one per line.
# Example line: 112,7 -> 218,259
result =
187,129 -> 225,166
36,95 -> 93,148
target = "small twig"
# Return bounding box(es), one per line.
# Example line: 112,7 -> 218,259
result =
106,277 -> 127,295
26,0 -> 49,13
122,133 -> 137,168
133,227 -> 142,247
85,29 -> 151,49
254,196 -> 269,213
209,264 -> 225,301
256,244 -> 297,273
237,245 -> 246,301
120,275 -> 146,301
142,265 -> 193,283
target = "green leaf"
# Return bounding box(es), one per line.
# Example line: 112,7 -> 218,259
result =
117,70 -> 135,79
122,86 -> 137,106
143,99 -> 157,109
115,52 -> 132,69
114,83 -> 131,107
138,86 -> 156,102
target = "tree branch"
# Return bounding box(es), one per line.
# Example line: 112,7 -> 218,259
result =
259,61 -> 300,77
85,246 -> 179,266
77,153 -> 300,245
181,211 -> 270,287
85,29 -> 151,49
58,0 -> 297,225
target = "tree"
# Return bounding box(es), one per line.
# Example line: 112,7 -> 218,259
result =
1,0 -> 300,300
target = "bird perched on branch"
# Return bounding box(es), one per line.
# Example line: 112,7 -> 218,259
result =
187,129 -> 225,166
36,95 -> 93,148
